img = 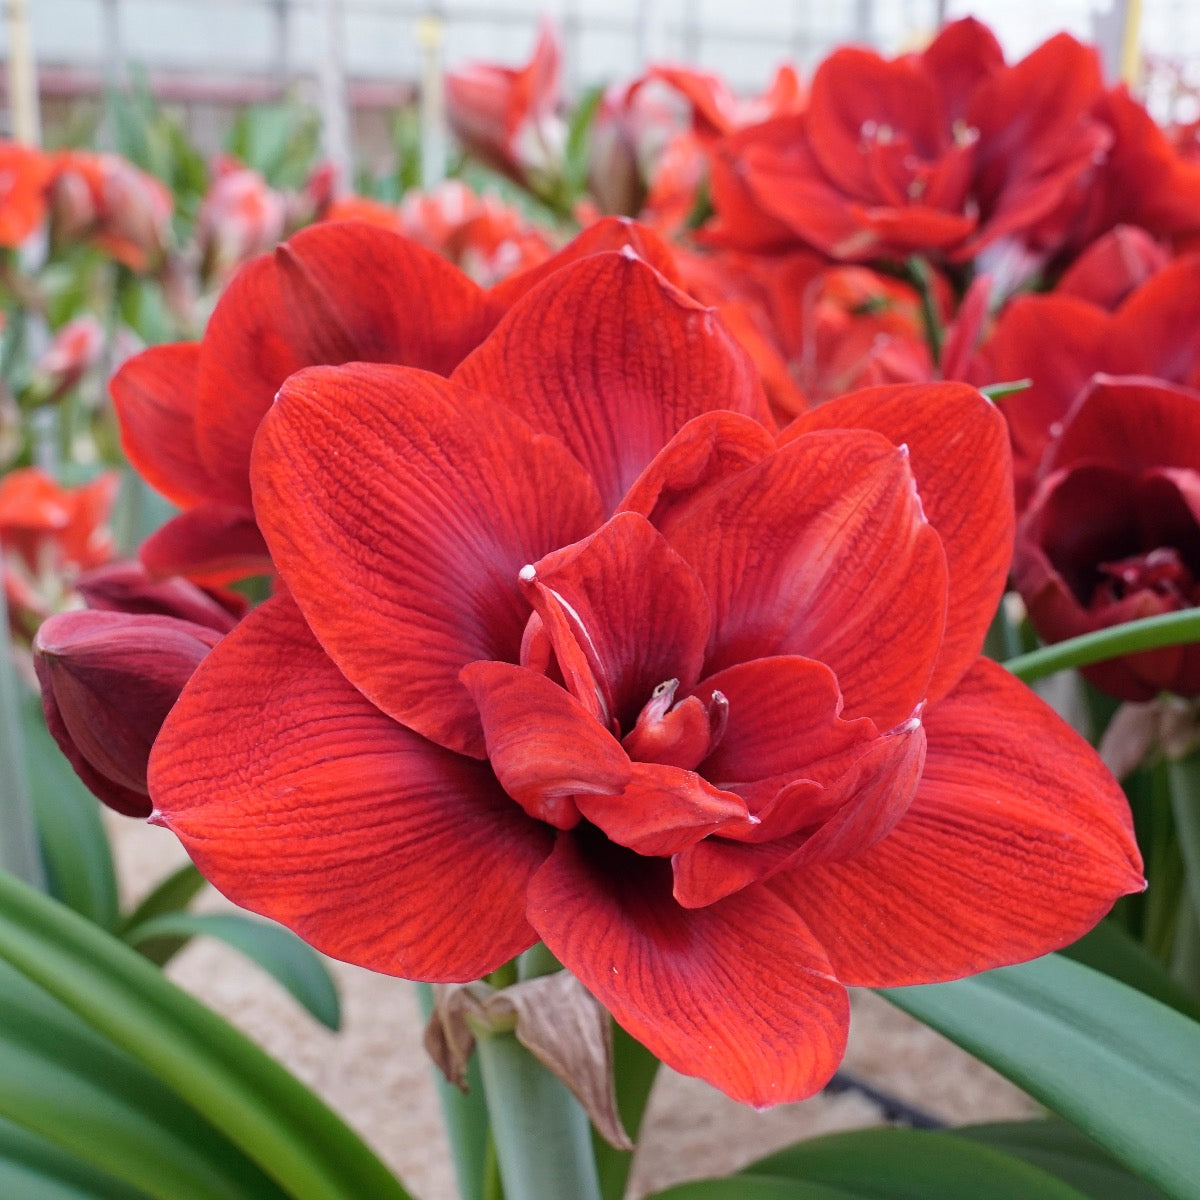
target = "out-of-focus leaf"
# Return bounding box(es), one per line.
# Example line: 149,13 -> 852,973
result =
124,911 -> 340,1030
0,957 -> 289,1200
881,955 -> 1200,1200
0,870 -> 409,1199
0,1115 -> 152,1200
958,1120 -> 1167,1200
20,694 -> 119,930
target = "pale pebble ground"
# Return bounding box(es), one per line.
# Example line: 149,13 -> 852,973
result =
109,814 -> 1037,1200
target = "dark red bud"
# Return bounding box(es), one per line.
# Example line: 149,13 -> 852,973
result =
33,610 -> 222,816
75,560 -> 245,632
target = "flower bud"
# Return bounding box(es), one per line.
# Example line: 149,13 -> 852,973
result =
75,560 -> 246,632
34,610 -> 222,816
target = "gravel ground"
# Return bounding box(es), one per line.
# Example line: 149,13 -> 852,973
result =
110,815 -> 1037,1199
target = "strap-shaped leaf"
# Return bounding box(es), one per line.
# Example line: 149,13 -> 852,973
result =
0,1115 -> 154,1200
0,959 -> 288,1200
881,955 -> 1200,1200
0,869 -> 411,1200
124,912 -> 341,1030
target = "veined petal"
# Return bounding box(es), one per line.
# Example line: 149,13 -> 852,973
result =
772,658 -> 1145,986
150,595 -> 551,982
110,343 -> 212,509
460,660 -> 629,828
783,382 -> 1013,703
575,762 -> 753,857
667,430 -> 948,728
453,251 -> 770,512
139,505 -> 272,586
252,363 -> 604,756
523,512 -> 711,729
273,220 -> 497,373
528,831 -> 849,1107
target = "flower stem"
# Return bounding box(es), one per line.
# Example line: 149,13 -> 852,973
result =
1004,610 -> 1200,683
472,1022 -> 602,1200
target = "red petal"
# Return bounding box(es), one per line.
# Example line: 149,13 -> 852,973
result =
139,505 -> 272,586
667,430 -> 948,728
1050,375 -> 1200,474
150,595 -> 551,981
575,762 -> 753,857
454,251 -> 770,512
772,658 -> 1144,986
527,831 -> 849,1106
617,410 -> 776,537
460,660 -> 629,828
110,343 -> 212,509
252,364 -> 604,756
523,512 -> 711,729
783,382 -> 1013,703
489,216 -> 682,308
272,220 -> 496,373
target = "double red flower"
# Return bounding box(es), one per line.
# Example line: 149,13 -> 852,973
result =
145,247 -> 1141,1105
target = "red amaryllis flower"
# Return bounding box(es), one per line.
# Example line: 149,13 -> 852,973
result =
1054,225 -> 1170,311
445,20 -> 565,191
47,151 -> 172,272
707,19 -> 1107,262
110,217 -> 676,583
1015,377 -> 1200,700
195,159 -> 286,281
148,274 -> 1140,1105
0,469 -> 118,637
979,254 -> 1200,504
0,141 -> 51,247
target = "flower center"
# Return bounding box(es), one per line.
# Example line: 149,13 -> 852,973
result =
620,678 -> 728,772
1094,547 -> 1197,608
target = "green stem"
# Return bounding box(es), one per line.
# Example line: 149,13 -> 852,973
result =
1004,609 -> 1200,683
414,982 -> 490,1200
0,543 -> 45,888
906,255 -> 943,364
1166,755 -> 1200,930
472,1024 -> 602,1200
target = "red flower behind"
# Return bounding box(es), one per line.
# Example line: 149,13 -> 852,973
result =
1015,377 -> 1200,700
0,141 -> 51,247
110,217 -> 675,583
146,258 -> 1140,1105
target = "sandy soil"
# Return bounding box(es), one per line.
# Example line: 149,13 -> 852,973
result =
110,815 -> 1037,1200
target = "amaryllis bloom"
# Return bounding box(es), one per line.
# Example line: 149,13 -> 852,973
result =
110,217 -> 674,583
1054,225 -> 1170,311
48,150 -> 172,272
35,609 -> 225,817
0,141 -> 51,246
1015,377 -> 1200,700
147,264 -> 1140,1105
0,469 -> 118,638
707,19 -> 1108,261
195,160 -> 286,280
979,254 -> 1200,504
446,21 -> 566,191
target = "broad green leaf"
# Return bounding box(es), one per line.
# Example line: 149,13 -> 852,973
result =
20,695 -> 119,929
0,1116 -> 151,1200
119,862 -> 209,933
881,955 -> 1200,1200
1061,919 -> 1200,1021
958,1120 -> 1167,1200
741,1127 -> 1088,1199
1167,756 -> 1200,931
594,1021 -> 660,1200
0,869 -> 411,1200
651,1178 -> 878,1199
0,958 -> 288,1200
125,912 -> 341,1030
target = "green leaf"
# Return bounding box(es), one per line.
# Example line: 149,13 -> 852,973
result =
0,1116 -> 152,1200
125,912 -> 340,1030
958,1120 -> 1167,1200
119,862 -> 209,933
19,695 -> 119,930
1005,610 -> 1200,683
1167,756 -> 1200,933
881,954 -> 1200,1200
0,869 -> 411,1200
650,1180 -> 859,1199
565,85 -> 604,197
0,957 -> 289,1200
594,1021 -> 660,1200
1061,919 -> 1200,1021
740,1127 -> 1090,1199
